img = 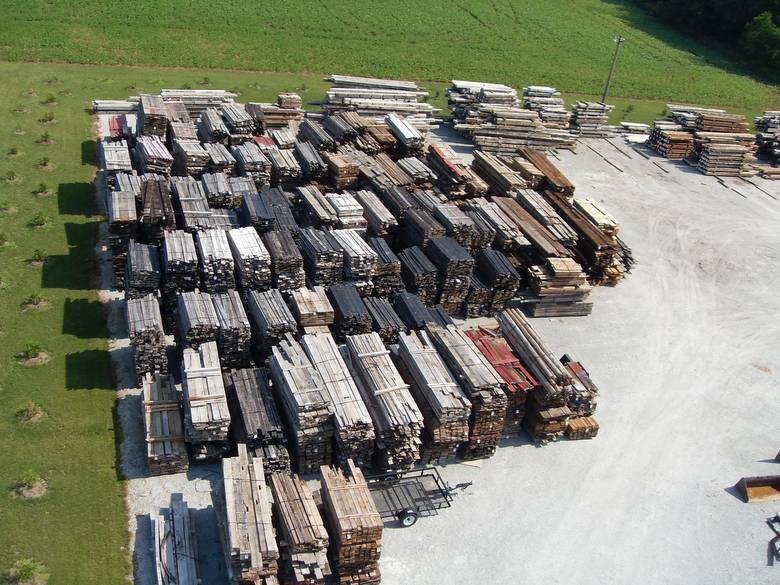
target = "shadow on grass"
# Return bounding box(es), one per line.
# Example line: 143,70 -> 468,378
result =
41,221 -> 100,290
65,348 -> 113,390
58,182 -> 97,216
62,297 -> 107,338
82,139 -> 97,167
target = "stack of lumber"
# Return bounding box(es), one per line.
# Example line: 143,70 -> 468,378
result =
323,153 -> 360,189
294,141 -> 327,179
198,108 -> 230,142
472,150 -> 527,194
367,238 -> 403,296
426,324 -> 506,459
426,144 -> 488,198
528,257 -> 593,317
463,272 -> 491,318
331,229 -> 377,281
328,284 -> 373,337
324,114 -> 358,143
465,329 -> 536,436
299,228 -> 343,285
201,171 -> 237,208
300,119 -> 335,151
385,113 -> 424,153
504,156 -> 545,189
697,143 -> 754,176
227,227 -> 272,292
572,198 -> 620,240
196,230 -> 236,293
513,188 -> 578,246
172,140 -> 209,176
125,240 -> 161,298
345,332 -> 423,469
170,176 -> 212,232
264,146 -> 303,185
476,248 -> 520,313
229,175 -> 258,202
298,185 -> 338,228
428,305 -> 455,327
401,208 -> 446,250
566,415 -> 600,440
241,188 -> 297,233
218,445 -> 279,584
278,92 -> 303,110
490,196 -> 568,257
396,331 -> 470,463
176,290 -> 219,348
392,292 -> 437,331
107,189 -> 137,289
648,128 -> 694,159
446,80 -> 519,120
320,461 -> 383,585
398,246 -> 438,305
136,135 -> 174,174
264,229 -> 306,291
512,148 -> 574,197
233,142 -> 272,188
522,85 -> 570,128
127,294 -> 168,380
212,290 -> 252,368
407,188 -> 447,213
221,104 -> 255,138
246,102 -> 304,131
180,342 -> 231,459
364,297 -> 405,343
462,198 -> 528,252
138,94 -> 168,138
290,286 -> 334,328
432,204 -> 477,250
247,289 -> 298,353
397,156 -> 438,186
354,189 -> 397,238
464,209 -> 497,250
160,89 -> 237,117
561,355 -> 599,418
100,138 -> 133,175
223,369 -> 291,472
375,185 -> 414,221
696,111 -> 749,132
269,472 -> 331,585
569,101 -> 614,137
269,336 -> 335,473
271,127 -> 297,149
327,193 -> 366,229
151,494 -> 200,585
426,237 -> 474,314
142,373 -> 188,476
301,332 -> 375,466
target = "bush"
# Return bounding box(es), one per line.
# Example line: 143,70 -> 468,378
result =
38,157 -> 51,168
42,95 -> 57,105
29,212 -> 49,228
5,171 -> 19,182
5,558 -> 48,584
34,183 -> 49,194
31,249 -> 48,262
39,112 -> 54,123
24,293 -> 45,306
23,342 -> 43,359
0,233 -> 10,246
16,401 -> 44,422
8,147 -> 19,156
18,470 -> 43,490
37,132 -> 51,143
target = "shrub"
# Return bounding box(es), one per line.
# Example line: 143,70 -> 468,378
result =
8,147 -> 19,156
23,342 -> 43,359
5,558 -> 48,584
5,171 -> 19,182
16,401 -> 44,422
43,95 -> 57,105
34,183 -> 49,195
0,233 -> 9,246
29,212 -> 49,228
38,157 -> 51,168
38,132 -> 51,144
24,293 -> 45,306
31,249 -> 48,262
39,112 -> 55,123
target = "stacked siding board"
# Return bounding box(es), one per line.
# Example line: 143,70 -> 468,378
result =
142,373 -> 188,476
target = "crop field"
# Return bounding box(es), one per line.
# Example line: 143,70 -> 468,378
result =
1,0 -> 779,113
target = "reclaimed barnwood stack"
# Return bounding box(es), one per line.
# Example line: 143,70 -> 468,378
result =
354,189 -> 398,238
396,331 -> 470,463
426,323 -> 506,459
464,208 -> 497,251
151,494 -> 200,585
290,286 -> 334,328
324,114 -> 358,143
697,143 -> 754,176
271,127 -> 298,149
228,227 -> 272,292
696,111 -> 749,133
294,141 -> 327,180
139,94 -> 168,138
142,373 -> 188,476
264,146 -> 303,185
198,107 -> 230,142
135,135 -> 174,175
320,461 -> 383,585
196,229 -> 235,293
246,289 -> 298,353
566,415 -> 600,439
433,204 -> 478,250
561,354 -> 599,418
125,240 -> 161,298
328,283 -> 373,337
648,128 -> 694,159
176,290 -> 219,348
447,80 -> 519,120
569,101 -> 614,137
323,153 -> 360,189
218,444 -> 279,584
181,341 -> 231,460
297,185 -> 337,228
331,229 -> 377,282
278,92 -> 303,110
514,148 -> 575,197
241,188 -> 297,233
327,192 -> 366,230
476,248 -> 520,313
233,142 -> 272,188
264,229 -> 306,291
201,172 -> 237,208
363,296 -> 405,343
505,156 -> 545,189
472,150 -> 526,194
490,196 -> 568,257
170,176 -> 212,232
269,336 -> 335,473
269,472 -> 331,585
401,208 -> 446,250
172,140 -> 209,176
246,101 -> 304,131
426,143 -> 488,198
222,103 -> 255,138
426,237 -> 474,314
392,292 -> 436,331
160,89 -> 237,116
229,175 -> 258,202
397,156 -> 437,186
127,294 -> 168,381
463,198 -> 529,252
522,85 -> 570,128
345,332 -> 423,469
463,272 -> 492,318
514,188 -> 578,246
100,138 -> 133,175
572,198 -> 620,240
301,332 -> 375,466
398,246 -> 438,305
300,119 -> 336,151
299,228 -> 343,286
528,257 -> 593,317
107,189 -> 137,289
385,113 -> 424,153
367,238 -> 402,296
212,290 -> 252,367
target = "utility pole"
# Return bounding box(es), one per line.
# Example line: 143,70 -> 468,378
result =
602,35 -> 625,103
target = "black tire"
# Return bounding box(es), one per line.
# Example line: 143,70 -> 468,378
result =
397,509 -> 418,527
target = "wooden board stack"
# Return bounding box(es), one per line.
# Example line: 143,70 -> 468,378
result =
125,240 -> 161,299
397,156 -> 438,187
290,286 -> 335,329
271,128 -> 298,150
363,296 -> 405,343
246,98 -> 304,131
139,94 -> 168,138
697,143 -> 754,176
572,199 -> 619,241
196,230 -> 236,293
176,290 -> 219,348
198,108 -> 230,142
201,172 -> 236,208
300,119 -> 335,151
472,150 -> 527,195
426,144 -> 488,199
395,331 -> 471,464
265,146 -> 303,185
522,85 -> 570,129
221,104 -> 255,139
560,354 -> 599,421
463,272 -> 492,318
425,323 -> 506,459
223,369 -> 291,472
135,135 -> 174,175
298,228 -> 342,286
212,290 -> 252,368
227,227 -> 272,292
320,461 -> 383,585
513,188 -> 578,246
127,294 -> 168,381
528,257 -> 593,317
160,89 -> 237,117
107,189 -> 137,289
426,237 -> 474,314
298,185 -> 337,228
181,342 -> 231,460
172,140 -> 209,176
447,80 -> 519,120
569,101 -> 614,137
345,332 -> 423,470
398,246 -> 438,305
142,373 -> 189,476
328,192 -> 366,230
323,153 -> 360,189
263,230 -> 306,292
218,445 -> 279,584
170,176 -> 212,232
515,148 -> 575,197
269,336 -> 335,473
331,229 -> 377,282
475,248 -> 521,314
354,189 -> 398,238
233,142 -> 272,188
648,128 -> 694,159
401,208 -> 446,250
696,111 -> 749,133
391,291 -> 436,331
294,141 -> 328,180
432,203 -> 480,252
385,113 -> 424,154
367,238 -> 402,296
269,472 -> 331,585
151,494 -> 200,585
100,138 -> 133,176
246,289 -> 298,353
328,284 -> 373,337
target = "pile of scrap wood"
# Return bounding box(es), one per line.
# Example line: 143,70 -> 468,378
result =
367,238 -> 402,296
569,101 -> 614,137
100,138 -> 133,175
199,107 -> 230,142
299,228 -> 343,286
126,240 -> 161,298
528,257 -> 593,317
426,143 -> 488,198
522,85 -> 570,129
472,150 -> 526,195
176,290 -> 219,348
135,135 -> 174,174
513,188 -> 578,246
463,272 -> 492,318
363,297 -> 405,343
227,227 -> 272,292
696,111 -> 749,133
463,197 -> 531,253
345,332 -> 423,470
246,289 -> 297,353
648,127 -> 694,159
265,146 -> 302,185
392,291 -> 436,331
401,208 -> 446,250
432,204 -> 478,250
246,100 -> 304,132
127,294 -> 168,381
142,373 -> 188,475
324,153 -> 360,189
106,187 -> 138,288
426,237 -> 474,314
151,494 -> 200,585
172,140 -> 209,176
320,461 -> 383,585
211,290 -> 252,367
196,230 -> 236,292
395,331 -> 470,463
397,156 -> 437,186
221,104 -> 254,139
328,284 -> 373,337
289,286 -> 334,328
263,229 -> 306,291
398,246 -> 438,305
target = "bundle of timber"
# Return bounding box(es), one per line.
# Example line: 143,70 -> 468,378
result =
327,192 -> 366,230
375,185 -> 414,221
229,175 -> 258,203
367,238 -> 403,296
354,189 -> 398,238
385,113 -> 424,153
127,294 -> 168,380
472,150 -> 526,194
401,208 -> 446,250
264,229 -> 306,291
345,332 -> 423,469
572,198 -> 619,240
300,119 -> 335,151
196,229 -> 236,293
223,370 -> 290,473
328,283 -> 373,337
212,290 -> 252,368
407,188 -> 447,214
398,246 -> 439,305
125,240 -> 161,298
299,228 -> 343,286
524,401 -> 572,443
218,444 -> 279,584
426,237 -> 474,313
516,148 -> 575,197
176,290 -> 219,348
324,114 -> 358,143
269,336 -> 334,473
107,190 -> 137,289
264,146 -> 303,185
170,176 -> 212,232
566,415 -> 599,439
135,135 -> 174,174
271,127 -> 297,149
241,187 -> 297,233
160,89 -> 237,117
181,342 -> 231,459
463,272 -> 491,318
476,248 -> 520,313
269,472 -> 331,585
301,332 -> 375,466
396,331 -> 471,464
696,111 -> 749,133
227,227 -> 272,292
290,286 -> 334,328
433,204 -> 478,250
198,108 -> 230,142
392,292 -> 436,331
648,128 -> 694,159
697,143 -> 754,177
246,101 -> 304,131
151,494 -> 200,585
201,171 -> 237,208
522,86 -> 570,129
233,142 -> 272,188
115,172 -> 143,201
569,101 -> 614,137
374,152 -> 415,186
278,92 -> 303,110
464,209 -> 497,250
561,354 -> 599,417
138,94 -> 168,138
323,153 -> 360,189
331,229 -> 377,281
425,324 -> 507,459
221,104 -> 255,137
528,257 -> 593,317
246,289 -> 298,353
297,185 -> 337,228
294,141 -> 328,180
504,155 -> 545,189
100,138 -> 133,175
320,461 -> 383,585
465,329 -> 536,436
364,297 -> 405,343
514,188 -> 578,246
142,373 -> 188,476
426,144 -> 488,198
428,304 -> 455,327
397,156 -> 437,186
446,80 -> 519,121
463,197 -> 530,252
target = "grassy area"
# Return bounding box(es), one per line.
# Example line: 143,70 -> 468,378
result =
0,0 -> 778,112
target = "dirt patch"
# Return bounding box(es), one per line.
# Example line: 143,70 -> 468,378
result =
34,190 -> 53,198
16,352 -> 51,366
26,259 -> 47,267
13,128 -> 25,136
17,409 -> 45,425
36,139 -> 55,145
37,163 -> 54,172
20,299 -> 50,311
752,363 -> 771,374
5,176 -> 21,184
13,479 -> 48,499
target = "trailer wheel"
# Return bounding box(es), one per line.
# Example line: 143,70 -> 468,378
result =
397,509 -> 418,527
